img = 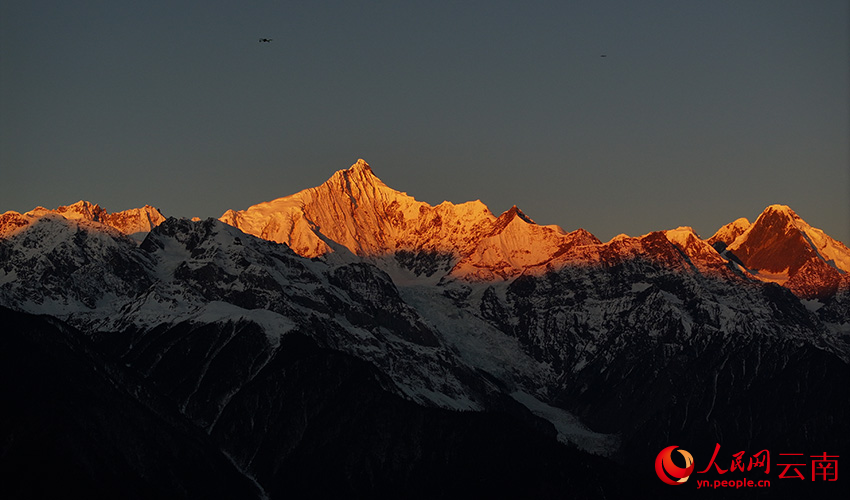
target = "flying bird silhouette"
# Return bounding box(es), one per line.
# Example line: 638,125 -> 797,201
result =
259,38 -> 273,43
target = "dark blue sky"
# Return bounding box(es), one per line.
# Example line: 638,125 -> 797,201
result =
2,1 -> 848,242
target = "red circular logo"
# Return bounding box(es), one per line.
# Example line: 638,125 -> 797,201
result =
655,445 -> 695,485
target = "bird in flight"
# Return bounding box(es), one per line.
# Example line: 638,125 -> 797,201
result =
259,38 -> 273,43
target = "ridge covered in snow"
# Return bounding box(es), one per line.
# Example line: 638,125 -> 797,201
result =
1,201 -> 165,242
726,205 -> 850,273
715,204 -> 850,297
3,161 -> 847,299
218,160 -> 849,297
1,171 -> 848,494
707,217 -> 751,247
220,160 -> 599,280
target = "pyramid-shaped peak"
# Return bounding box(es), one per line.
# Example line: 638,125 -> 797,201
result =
325,159 -> 386,189
746,205 -> 808,236
490,205 -> 536,234
761,204 -> 800,220
337,159 -> 377,180
350,158 -> 372,172
732,205 -> 806,243
504,205 -> 535,224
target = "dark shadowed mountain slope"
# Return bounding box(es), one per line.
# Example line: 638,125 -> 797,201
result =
0,307 -> 265,500
206,329 -> 649,499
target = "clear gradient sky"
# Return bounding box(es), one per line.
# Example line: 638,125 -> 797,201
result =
2,1 -> 848,243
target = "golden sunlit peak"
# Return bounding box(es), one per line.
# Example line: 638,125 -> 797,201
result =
666,226 -> 697,235
329,159 -> 377,183
504,205 -> 535,224
349,158 -> 372,172
762,204 -> 799,219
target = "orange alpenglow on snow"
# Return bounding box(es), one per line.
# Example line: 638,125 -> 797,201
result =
218,160 -> 849,294
709,204 -> 850,298
3,160 -> 847,297
0,201 -> 165,242
219,159 -> 602,280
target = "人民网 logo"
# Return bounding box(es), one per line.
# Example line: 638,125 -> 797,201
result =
656,445 -> 695,485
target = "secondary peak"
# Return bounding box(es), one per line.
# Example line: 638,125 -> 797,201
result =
762,204 -> 799,219
507,205 -> 535,224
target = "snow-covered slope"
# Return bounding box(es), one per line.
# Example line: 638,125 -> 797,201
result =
717,205 -> 850,298
219,161 -> 850,299
0,215 -> 533,416
707,217 -> 750,247
220,160 -> 599,280
727,205 -> 849,272
6,206 -> 846,461
0,214 -> 155,318
2,160 -> 849,497
449,206 -> 601,280
1,200 -> 165,242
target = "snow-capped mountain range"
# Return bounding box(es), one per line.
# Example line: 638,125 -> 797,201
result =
5,159 -> 846,297
2,159 -> 848,498
1,200 -> 165,242
219,159 -> 849,296
219,159 -> 602,282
